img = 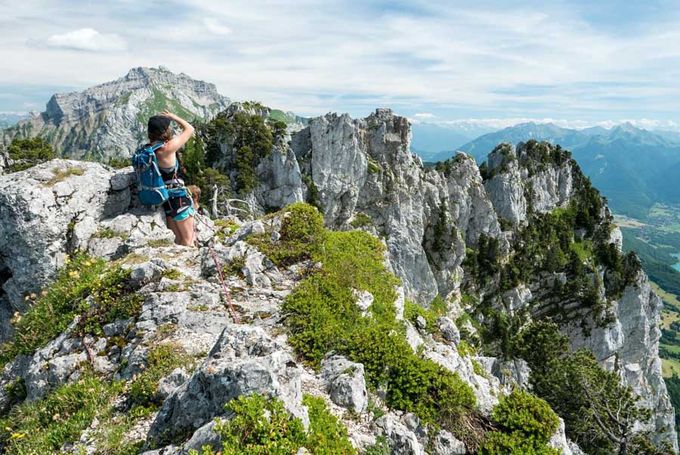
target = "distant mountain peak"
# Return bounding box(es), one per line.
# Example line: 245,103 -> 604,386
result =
2,67 -> 230,159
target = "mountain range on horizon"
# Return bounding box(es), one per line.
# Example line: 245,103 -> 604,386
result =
2,66 -> 679,222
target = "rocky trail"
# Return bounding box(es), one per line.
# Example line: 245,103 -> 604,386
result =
0,103 -> 676,454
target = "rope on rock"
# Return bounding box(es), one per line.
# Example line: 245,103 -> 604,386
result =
194,212 -> 241,324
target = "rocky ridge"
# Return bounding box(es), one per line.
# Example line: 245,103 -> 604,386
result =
0,160 -> 566,454
0,105 -> 675,453
1,67 -> 230,160
205,105 -> 676,450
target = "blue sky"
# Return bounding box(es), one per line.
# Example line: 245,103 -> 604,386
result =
2,0 -> 680,129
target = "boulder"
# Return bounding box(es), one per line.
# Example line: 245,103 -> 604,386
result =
437,317 -> 460,344
320,355 -> 368,413
375,414 -> 424,455
147,325 -> 307,446
431,429 -> 466,455
0,160 -> 131,316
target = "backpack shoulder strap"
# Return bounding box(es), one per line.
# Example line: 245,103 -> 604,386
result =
149,142 -> 166,153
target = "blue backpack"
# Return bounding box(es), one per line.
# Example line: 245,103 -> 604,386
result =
131,142 -> 171,206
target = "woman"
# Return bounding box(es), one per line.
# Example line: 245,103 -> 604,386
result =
147,110 -> 195,246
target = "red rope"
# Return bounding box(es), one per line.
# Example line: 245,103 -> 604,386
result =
194,213 -> 240,324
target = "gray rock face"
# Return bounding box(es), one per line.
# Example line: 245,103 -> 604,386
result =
484,141 -> 574,226
564,272 -> 677,450
148,325 -> 307,446
289,110 -> 500,301
437,317 -> 460,344
484,144 -> 527,225
0,160 -> 130,319
320,355 -> 368,413
431,429 -> 466,455
3,67 -> 230,160
254,143 -> 304,210
374,414 -> 424,455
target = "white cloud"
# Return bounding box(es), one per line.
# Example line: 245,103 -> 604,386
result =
203,18 -> 232,36
46,28 -> 126,52
414,113 -> 436,119
1,0 -> 679,123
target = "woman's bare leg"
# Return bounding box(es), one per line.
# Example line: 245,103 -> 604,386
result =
166,216 -> 181,244
175,216 -> 195,246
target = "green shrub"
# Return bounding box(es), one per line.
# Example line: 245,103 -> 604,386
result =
206,394 -> 307,454
403,296 -> 447,334
367,158 -> 382,174
191,394 -> 355,455
77,266 -> 144,337
479,431 -> 559,455
513,321 -> 656,454
479,390 -> 560,455
491,390 -> 559,441
0,374 -> 122,454
364,436 -> 391,455
95,227 -> 129,240
162,268 -> 183,280
0,254 -> 138,366
214,219 -> 240,241
277,205 -> 476,430
128,344 -> 194,410
350,212 -> 373,229
249,202 -> 327,267
7,137 -> 55,172
457,340 -> 476,357
106,156 -> 131,169
303,395 -> 356,454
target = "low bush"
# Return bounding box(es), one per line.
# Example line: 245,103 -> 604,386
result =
403,296 -> 447,334
6,137 -> 55,172
190,393 -> 355,455
248,202 -> 327,267
0,254 -> 139,367
0,374 -> 122,454
128,344 -> 194,410
479,390 -> 560,455
513,321 -> 660,454
274,203 -> 476,431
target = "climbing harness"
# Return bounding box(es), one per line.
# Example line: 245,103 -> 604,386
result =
193,212 -> 241,324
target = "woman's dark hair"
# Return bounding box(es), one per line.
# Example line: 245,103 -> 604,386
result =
148,115 -> 173,142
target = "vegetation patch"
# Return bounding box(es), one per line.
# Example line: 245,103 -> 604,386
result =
479,389 -> 559,455
76,267 -> 144,337
403,296 -> 447,334
513,321 -> 666,454
6,137 -> 55,172
367,157 -> 382,174
147,238 -> 174,247
162,268 -> 183,280
45,166 -> 85,185
95,227 -> 129,240
190,393 -> 355,455
262,203 -> 476,432
0,254 -> 140,367
222,255 -> 246,278
128,343 -> 194,411
248,202 -> 327,267
0,374 -> 122,454
350,212 -> 373,229
214,218 -> 240,241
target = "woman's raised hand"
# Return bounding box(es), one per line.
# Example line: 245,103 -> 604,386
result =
161,110 -> 179,120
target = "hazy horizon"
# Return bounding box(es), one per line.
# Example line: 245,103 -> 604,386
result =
3,0 -> 680,128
